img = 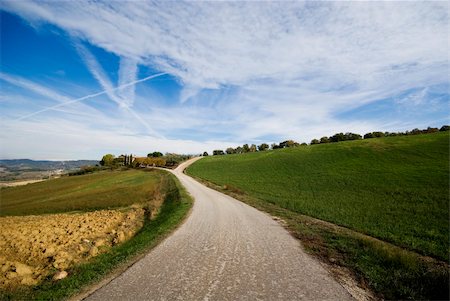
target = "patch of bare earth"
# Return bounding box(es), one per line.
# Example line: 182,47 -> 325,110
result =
0,179 -> 46,187
0,207 -> 145,289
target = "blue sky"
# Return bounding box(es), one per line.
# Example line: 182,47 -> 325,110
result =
0,1 -> 448,160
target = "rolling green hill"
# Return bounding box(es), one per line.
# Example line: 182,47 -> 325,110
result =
188,132 -> 449,260
0,169 -> 167,216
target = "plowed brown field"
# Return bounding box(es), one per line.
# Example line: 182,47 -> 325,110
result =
0,208 -> 145,289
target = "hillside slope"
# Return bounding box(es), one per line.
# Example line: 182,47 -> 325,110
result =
187,132 -> 449,260
0,169 -> 164,216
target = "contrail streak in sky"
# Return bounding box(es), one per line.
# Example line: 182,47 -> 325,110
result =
16,72 -> 167,121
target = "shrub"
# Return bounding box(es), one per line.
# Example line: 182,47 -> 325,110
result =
68,165 -> 101,176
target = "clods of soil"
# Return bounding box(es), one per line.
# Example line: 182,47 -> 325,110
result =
0,208 -> 145,289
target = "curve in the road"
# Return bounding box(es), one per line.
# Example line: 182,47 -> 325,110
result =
86,158 -> 353,300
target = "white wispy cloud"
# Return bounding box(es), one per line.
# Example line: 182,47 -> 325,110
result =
4,1 -> 446,89
118,58 -> 138,107
0,72 -> 72,104
74,42 -> 125,108
0,71 -> 167,122
74,42 -> 165,138
0,72 -> 107,120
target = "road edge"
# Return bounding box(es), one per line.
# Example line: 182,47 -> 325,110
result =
69,170 -> 195,301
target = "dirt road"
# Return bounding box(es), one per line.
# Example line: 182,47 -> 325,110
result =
86,158 -> 352,300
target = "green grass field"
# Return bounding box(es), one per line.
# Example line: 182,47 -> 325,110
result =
0,169 -> 166,216
188,132 -> 449,260
188,132 -> 449,299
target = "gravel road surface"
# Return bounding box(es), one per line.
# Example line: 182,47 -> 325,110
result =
86,158 -> 353,300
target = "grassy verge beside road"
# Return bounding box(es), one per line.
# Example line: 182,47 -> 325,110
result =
187,132 -> 449,300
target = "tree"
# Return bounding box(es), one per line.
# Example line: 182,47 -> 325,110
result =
137,157 -> 166,167
279,140 -> 297,148
364,132 -> 374,139
242,144 -> 250,153
365,131 -> 384,139
319,137 -> 329,144
329,132 -> 361,142
386,132 -> 399,137
249,144 -> 257,152
440,125 -> 450,131
300,143 -> 308,146
151,157 -> 166,167
329,133 -> 345,142
100,154 -> 115,166
410,128 -> 421,135
271,143 -> 281,149
132,157 -> 145,167
164,153 -> 191,167
258,143 -> 269,151
310,139 -> 320,145
345,132 -> 362,140
235,146 -> 243,154
203,151 -> 209,156
372,131 -> 385,138
148,151 -> 163,157
226,147 -> 236,154
213,150 -> 225,155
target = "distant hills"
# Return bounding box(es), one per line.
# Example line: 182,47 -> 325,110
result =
0,159 -> 99,181
0,159 -> 99,171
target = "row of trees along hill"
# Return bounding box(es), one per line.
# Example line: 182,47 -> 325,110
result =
100,152 -> 192,168
205,125 -> 449,156
206,140 -> 304,156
